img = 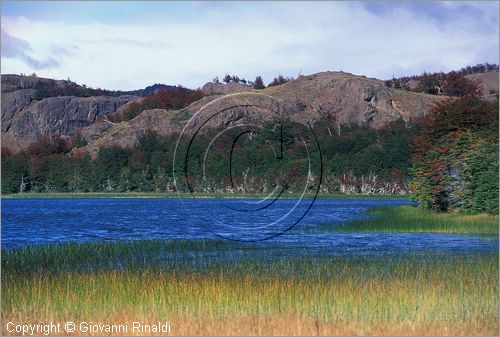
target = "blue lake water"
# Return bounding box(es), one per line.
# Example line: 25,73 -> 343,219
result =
1,198 -> 498,256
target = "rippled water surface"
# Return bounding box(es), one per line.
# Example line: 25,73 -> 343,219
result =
2,198 -> 497,255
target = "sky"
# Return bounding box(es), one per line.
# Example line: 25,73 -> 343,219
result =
1,1 -> 498,90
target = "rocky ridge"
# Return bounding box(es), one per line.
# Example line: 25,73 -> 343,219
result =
3,71 -> 458,154
75,71 -> 444,157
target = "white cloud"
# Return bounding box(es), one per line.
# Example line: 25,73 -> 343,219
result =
1,2 -> 497,90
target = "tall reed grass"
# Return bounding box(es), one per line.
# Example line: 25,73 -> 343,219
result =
2,239 -> 498,335
325,206 -> 499,234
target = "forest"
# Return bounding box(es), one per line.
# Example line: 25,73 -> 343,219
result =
1,120 -> 413,196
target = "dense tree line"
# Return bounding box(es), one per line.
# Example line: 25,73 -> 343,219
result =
1,120 -> 414,195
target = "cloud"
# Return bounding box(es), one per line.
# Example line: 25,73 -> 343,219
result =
1,29 -> 59,70
22,55 -> 59,70
101,37 -> 170,49
1,29 -> 31,57
50,44 -> 79,57
0,2 -> 497,90
360,1 -> 498,33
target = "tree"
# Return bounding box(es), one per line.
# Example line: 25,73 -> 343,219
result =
72,131 -> 88,148
223,74 -> 232,84
268,75 -> 291,87
253,76 -> 265,89
410,95 -> 498,213
107,87 -> 203,123
442,71 -> 479,97
418,72 -> 442,95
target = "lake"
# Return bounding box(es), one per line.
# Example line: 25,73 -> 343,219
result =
2,198 -> 497,255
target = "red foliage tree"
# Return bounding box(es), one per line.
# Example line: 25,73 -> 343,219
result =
442,71 -> 480,97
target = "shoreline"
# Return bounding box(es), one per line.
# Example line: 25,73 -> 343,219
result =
1,192 -> 410,199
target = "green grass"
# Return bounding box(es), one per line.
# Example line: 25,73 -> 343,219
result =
323,206 -> 499,235
1,240 -> 498,335
1,239 -> 248,275
1,191 -> 410,199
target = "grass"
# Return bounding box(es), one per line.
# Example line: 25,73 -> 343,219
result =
1,191 -> 410,199
322,205 -> 499,235
1,240 -> 248,275
2,240 -> 498,335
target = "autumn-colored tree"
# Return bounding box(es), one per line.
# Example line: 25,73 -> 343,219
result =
107,87 -> 203,123
441,71 -> 480,97
27,135 -> 72,157
411,95 -> 498,213
417,72 -> 443,94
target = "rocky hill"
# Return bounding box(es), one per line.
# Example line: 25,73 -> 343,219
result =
75,71 -> 444,157
1,74 -> 140,150
2,71 -> 462,154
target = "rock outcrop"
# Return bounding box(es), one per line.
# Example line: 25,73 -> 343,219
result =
201,81 -> 252,95
1,86 -> 139,150
1,74 -> 74,93
194,71 -> 440,130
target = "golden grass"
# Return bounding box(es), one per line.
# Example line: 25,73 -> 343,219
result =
2,253 -> 498,335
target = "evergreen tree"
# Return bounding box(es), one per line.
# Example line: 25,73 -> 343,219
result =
253,76 -> 265,89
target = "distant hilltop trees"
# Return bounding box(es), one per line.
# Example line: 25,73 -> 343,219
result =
212,74 -> 294,89
385,62 -> 499,96
15,73 -> 195,100
268,75 -> 293,87
28,76 -> 117,100
212,74 -> 248,85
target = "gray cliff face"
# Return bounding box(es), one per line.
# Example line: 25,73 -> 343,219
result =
1,86 -> 138,150
1,89 -> 37,130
